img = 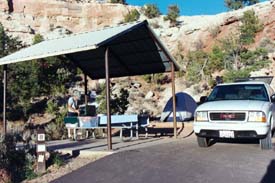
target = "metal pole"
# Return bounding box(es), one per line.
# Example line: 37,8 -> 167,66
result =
84,74 -> 88,106
3,64 -> 7,135
105,47 -> 112,150
171,62 -> 177,138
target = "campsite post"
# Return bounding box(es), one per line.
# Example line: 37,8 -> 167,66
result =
171,62 -> 177,138
84,74 -> 88,106
105,47 -> 112,150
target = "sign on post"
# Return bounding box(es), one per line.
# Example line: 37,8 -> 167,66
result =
37,129 -> 46,173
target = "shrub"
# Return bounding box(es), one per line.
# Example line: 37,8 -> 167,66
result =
185,50 -> 210,83
142,4 -> 160,18
97,87 -> 129,115
164,5 -> 180,26
0,133 -> 37,182
142,74 -> 152,83
124,9 -> 140,23
223,69 -> 251,82
153,73 -> 170,85
46,99 -> 59,114
33,34 -> 44,44
150,21 -> 160,29
110,0 -> 126,4
240,10 -> 263,45
47,152 -> 64,168
24,153 -> 38,180
176,71 -> 185,78
225,0 -> 259,10
45,109 -> 67,140
259,38 -> 275,53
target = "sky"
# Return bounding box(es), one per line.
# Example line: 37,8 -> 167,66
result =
127,0 -> 269,16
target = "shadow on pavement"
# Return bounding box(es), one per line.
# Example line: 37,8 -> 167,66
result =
261,160 -> 275,183
47,139 -> 97,151
208,138 -> 260,147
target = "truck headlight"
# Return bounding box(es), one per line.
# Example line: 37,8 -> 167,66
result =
195,111 -> 208,122
248,111 -> 266,123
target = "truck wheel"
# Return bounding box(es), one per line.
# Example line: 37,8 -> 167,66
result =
197,136 -> 209,147
260,129 -> 272,150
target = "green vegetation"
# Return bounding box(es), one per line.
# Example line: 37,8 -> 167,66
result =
110,0 -> 126,4
47,152 -> 65,168
97,84 -> 129,114
185,11 -> 269,84
33,34 -> 44,44
240,10 -> 263,45
185,50 -> 210,83
142,4 -> 160,18
225,0 -> 259,10
124,9 -> 140,23
0,27 -> 77,120
142,74 -> 152,83
142,73 -> 171,85
45,109 -> 67,140
45,99 -> 59,114
164,5 -> 180,26
0,134 -> 37,182
259,38 -> 275,52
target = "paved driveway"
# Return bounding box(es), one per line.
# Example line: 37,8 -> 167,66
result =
52,135 -> 275,183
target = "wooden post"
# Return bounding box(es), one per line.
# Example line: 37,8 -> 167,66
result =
3,64 -> 7,135
105,47 -> 112,150
84,74 -> 88,111
171,62 -> 177,138
37,129 -> 46,173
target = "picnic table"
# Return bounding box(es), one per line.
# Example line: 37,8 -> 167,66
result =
64,114 -> 149,140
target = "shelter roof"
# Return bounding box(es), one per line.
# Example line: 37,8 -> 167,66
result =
0,20 -> 179,79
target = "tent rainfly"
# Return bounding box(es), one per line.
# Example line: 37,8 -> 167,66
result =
160,92 -> 197,122
0,20 -> 180,150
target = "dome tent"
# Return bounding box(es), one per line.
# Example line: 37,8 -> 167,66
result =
160,92 -> 197,122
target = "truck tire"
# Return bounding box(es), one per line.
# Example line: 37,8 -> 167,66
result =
260,129 -> 272,150
197,136 -> 209,147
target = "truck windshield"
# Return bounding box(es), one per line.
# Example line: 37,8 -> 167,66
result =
207,84 -> 269,102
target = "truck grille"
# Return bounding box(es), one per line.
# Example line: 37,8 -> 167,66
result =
210,112 -> 246,121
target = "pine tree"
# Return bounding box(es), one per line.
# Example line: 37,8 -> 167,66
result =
225,0 -> 259,10
164,5 -> 180,27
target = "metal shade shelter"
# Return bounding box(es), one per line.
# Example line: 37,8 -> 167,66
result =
0,20 -> 179,150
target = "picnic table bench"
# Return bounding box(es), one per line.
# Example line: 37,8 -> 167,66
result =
64,114 -> 149,140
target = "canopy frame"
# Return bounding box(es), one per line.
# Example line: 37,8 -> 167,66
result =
0,20 -> 180,149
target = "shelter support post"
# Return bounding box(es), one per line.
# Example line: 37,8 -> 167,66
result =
3,64 -> 7,135
105,47 -> 112,150
171,62 -> 177,138
84,74 -> 88,106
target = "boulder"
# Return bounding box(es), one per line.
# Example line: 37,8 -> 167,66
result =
145,91 -> 154,99
0,169 -> 11,183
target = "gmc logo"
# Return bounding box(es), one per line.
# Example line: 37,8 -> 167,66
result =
220,113 -> 236,120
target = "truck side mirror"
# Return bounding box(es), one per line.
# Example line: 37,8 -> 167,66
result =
200,96 -> 207,104
270,94 -> 275,103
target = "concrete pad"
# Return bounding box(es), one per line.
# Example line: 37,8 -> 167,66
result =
48,122 -> 194,158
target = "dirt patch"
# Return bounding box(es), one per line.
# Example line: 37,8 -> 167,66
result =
23,154 -> 106,183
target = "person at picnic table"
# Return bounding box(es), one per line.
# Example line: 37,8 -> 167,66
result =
67,90 -> 81,116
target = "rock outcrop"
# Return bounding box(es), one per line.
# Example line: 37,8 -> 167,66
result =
0,0 -> 137,43
1,0 -> 275,52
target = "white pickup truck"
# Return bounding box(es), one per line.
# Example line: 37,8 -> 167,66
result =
193,78 -> 275,150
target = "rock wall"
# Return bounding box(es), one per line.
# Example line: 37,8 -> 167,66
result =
0,0 -> 136,43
